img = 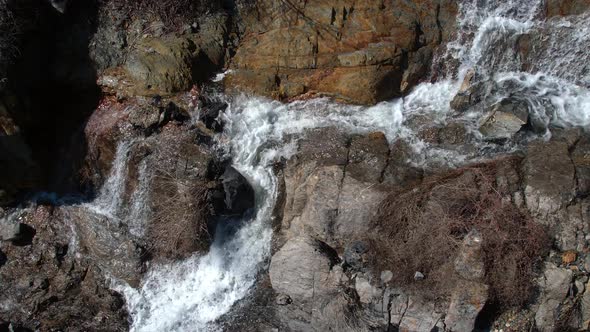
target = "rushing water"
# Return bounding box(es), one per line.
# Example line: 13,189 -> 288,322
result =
110,2 -> 590,331
2,1 -> 587,331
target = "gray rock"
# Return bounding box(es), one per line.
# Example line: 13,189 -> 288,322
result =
221,166 -> 255,216
380,270 -> 393,283
534,262 -> 573,332
269,236 -> 339,302
445,280 -> 489,332
479,99 -> 528,140
0,218 -> 20,241
413,271 -> 425,281
389,291 -> 443,332
523,139 -> 575,219
454,229 -> 485,281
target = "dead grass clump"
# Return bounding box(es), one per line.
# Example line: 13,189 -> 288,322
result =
147,168 -> 211,260
370,157 -> 549,307
104,0 -> 206,32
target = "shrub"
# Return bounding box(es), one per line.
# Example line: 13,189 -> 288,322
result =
369,156 -> 550,308
146,166 -> 211,260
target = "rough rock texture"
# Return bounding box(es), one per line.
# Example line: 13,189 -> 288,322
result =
226,0 -> 458,104
534,263 -> 573,332
0,206 -> 128,331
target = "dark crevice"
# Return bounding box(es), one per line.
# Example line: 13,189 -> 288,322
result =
4,0 -> 101,197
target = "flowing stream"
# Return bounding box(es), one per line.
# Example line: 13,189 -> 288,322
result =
112,1 -> 590,331
3,1 -> 588,331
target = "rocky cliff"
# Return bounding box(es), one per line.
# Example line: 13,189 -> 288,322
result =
1,0 -> 590,331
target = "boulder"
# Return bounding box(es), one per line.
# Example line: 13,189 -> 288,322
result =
227,0 -> 458,104
523,139 -> 575,219
269,236 -> 339,302
220,166 -> 255,216
124,37 -> 195,96
479,99 -> 529,140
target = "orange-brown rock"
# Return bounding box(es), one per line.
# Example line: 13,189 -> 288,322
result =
227,0 -> 457,104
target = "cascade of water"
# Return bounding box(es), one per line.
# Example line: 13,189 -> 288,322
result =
115,2 -> 590,331
89,140 -> 135,218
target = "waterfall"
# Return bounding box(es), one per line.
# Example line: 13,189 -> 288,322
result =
114,2 -> 590,331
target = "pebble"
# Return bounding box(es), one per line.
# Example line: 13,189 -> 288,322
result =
414,271 -> 425,280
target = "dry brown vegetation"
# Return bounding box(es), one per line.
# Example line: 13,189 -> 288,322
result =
370,157 -> 550,308
104,0 -> 208,32
146,167 -> 211,260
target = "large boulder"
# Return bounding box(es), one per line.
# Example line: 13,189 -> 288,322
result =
280,128 -> 391,249
227,0 -> 458,104
534,263 -> 573,332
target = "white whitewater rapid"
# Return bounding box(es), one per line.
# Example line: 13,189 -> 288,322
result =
95,1 -> 590,331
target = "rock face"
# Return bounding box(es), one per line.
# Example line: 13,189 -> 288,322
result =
0,206 -> 128,331
227,0 -> 458,104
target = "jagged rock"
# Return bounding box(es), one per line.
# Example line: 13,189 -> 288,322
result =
347,132 -> 389,183
571,134 -> 590,195
582,279 -> 590,330
67,207 -> 144,286
419,121 -> 469,146
479,99 -> 529,140
382,139 -> 424,186
343,241 -> 370,271
355,277 -> 379,304
0,97 -> 41,205
534,262 -> 573,332
445,230 -> 488,331
227,0 -> 458,104
281,128 -> 390,248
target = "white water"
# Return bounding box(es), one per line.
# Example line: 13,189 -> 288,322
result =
105,2 -> 590,331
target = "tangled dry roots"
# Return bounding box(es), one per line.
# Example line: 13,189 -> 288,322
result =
370,157 -> 549,308
147,168 -> 211,260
